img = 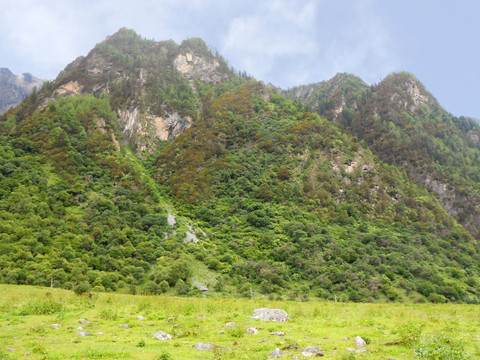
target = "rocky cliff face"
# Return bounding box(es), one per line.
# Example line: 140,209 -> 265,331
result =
0,68 -> 44,114
41,29 -> 234,153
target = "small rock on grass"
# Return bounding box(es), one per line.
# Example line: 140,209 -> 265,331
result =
153,330 -> 172,340
50,324 -> 60,330
136,315 -> 145,321
271,348 -> 286,358
6,348 -> 15,352
302,346 -> 320,356
354,336 -> 366,348
120,324 -> 129,329
270,331 -> 285,336
223,322 -> 237,329
245,327 -> 259,335
77,331 -> 90,337
79,318 -> 90,325
194,343 -> 215,350
252,308 -> 290,322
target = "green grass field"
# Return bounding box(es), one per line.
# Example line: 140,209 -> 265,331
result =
0,284 -> 479,359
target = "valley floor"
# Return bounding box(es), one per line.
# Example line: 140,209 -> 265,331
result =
0,285 -> 479,359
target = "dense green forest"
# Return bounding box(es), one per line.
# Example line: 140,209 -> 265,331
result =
0,29 -> 479,303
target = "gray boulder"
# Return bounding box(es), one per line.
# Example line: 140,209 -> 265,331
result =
77,331 -> 90,337
153,330 -> 172,340
245,327 -> 259,335
270,348 -> 286,358
79,318 -> 90,325
354,336 -> 366,348
302,345 -> 322,357
223,322 -> 237,328
252,308 -> 290,322
194,343 -> 215,350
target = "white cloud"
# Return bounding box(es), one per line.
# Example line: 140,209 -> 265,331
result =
220,0 -> 398,87
0,0 -> 397,86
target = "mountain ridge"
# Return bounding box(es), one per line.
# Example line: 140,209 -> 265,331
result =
0,28 -> 478,303
0,67 -> 44,115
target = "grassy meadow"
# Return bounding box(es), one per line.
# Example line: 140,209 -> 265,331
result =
0,284 -> 479,359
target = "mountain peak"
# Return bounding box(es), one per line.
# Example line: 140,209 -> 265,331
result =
0,68 -> 14,77
378,72 -> 435,110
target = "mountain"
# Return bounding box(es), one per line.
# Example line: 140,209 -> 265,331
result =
284,72 -> 480,241
0,68 -> 44,114
43,28 -> 237,152
0,29 -> 478,303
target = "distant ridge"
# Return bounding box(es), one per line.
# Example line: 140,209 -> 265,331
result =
0,68 -> 44,114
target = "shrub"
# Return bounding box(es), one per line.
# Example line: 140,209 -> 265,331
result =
159,280 -> 170,293
416,332 -> 467,359
175,279 -> 190,295
428,293 -> 446,304
73,282 -> 92,295
398,321 -> 424,347
19,299 -> 63,316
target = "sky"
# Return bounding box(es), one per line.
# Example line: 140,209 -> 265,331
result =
1,0 -> 479,119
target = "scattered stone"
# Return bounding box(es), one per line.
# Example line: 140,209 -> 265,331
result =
271,348 -> 286,358
341,337 -> 349,341
251,308 -> 290,322
136,315 -> 145,321
50,324 -> 60,330
281,343 -> 298,350
78,318 -> 90,325
223,322 -> 237,329
219,331 -> 225,334
270,331 -> 285,336
197,316 -> 206,319
385,341 -> 401,346
140,324 -> 146,328
347,348 -> 367,353
194,343 -> 215,350
6,348 -> 15,352
245,327 -> 259,335
97,332 -> 104,335
77,331 -> 90,337
120,324 -> 129,329
198,286 -> 209,292
302,346 -> 320,357
165,317 -> 174,322
153,330 -> 172,340
354,336 -> 366,348
77,326 -> 84,330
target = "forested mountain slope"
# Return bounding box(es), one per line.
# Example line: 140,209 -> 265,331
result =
0,29 -> 478,303
285,72 -> 480,241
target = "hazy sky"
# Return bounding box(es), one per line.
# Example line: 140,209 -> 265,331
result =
1,0 -> 479,118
